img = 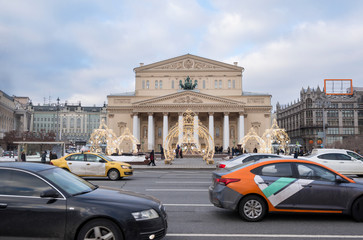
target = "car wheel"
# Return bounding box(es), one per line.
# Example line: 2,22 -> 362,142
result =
239,195 -> 267,222
77,219 -> 123,240
108,169 -> 120,181
351,196 -> 363,222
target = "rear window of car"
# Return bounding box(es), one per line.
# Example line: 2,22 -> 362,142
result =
227,160 -> 259,172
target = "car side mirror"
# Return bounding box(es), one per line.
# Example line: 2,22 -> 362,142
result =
40,189 -> 59,198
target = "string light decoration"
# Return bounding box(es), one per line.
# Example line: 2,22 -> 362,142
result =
238,127 -> 267,153
262,119 -> 290,154
163,110 -> 214,164
89,119 -> 140,155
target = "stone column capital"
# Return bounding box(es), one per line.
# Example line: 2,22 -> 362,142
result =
208,112 -> 214,116
148,112 -> 154,116
163,112 -> 169,116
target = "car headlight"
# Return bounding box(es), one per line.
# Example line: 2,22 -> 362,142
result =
121,165 -> 129,169
132,209 -> 159,221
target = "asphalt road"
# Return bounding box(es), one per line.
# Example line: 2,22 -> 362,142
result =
87,170 -> 363,240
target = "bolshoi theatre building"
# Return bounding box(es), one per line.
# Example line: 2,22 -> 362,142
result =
107,54 -> 272,153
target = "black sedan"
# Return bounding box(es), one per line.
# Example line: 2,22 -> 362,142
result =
0,162 -> 167,239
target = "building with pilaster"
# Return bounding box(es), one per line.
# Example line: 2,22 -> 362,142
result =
31,102 -> 107,144
107,54 -> 272,153
276,86 -> 363,151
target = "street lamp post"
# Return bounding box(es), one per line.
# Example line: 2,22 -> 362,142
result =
56,97 -> 60,141
317,100 -> 331,148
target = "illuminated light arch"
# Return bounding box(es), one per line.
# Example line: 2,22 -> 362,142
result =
116,127 -> 140,154
238,127 -> 267,153
262,119 -> 290,154
89,119 -> 139,155
164,110 -> 214,164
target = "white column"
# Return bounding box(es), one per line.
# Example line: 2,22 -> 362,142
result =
178,113 -> 183,146
194,113 -> 199,146
223,112 -> 230,151
137,116 -> 140,141
163,113 -> 168,147
209,113 -> 214,140
238,112 -> 245,143
133,113 -> 139,141
148,113 -> 154,150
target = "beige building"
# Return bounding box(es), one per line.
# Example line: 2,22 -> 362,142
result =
107,54 -> 272,153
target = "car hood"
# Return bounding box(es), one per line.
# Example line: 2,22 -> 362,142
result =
75,186 -> 161,209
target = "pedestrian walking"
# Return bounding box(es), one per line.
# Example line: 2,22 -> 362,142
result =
148,150 -> 156,166
21,151 -> 26,162
41,151 -> 47,163
160,146 -> 165,160
294,151 -> 298,159
179,148 -> 183,158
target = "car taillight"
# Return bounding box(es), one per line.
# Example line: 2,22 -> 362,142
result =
218,164 -> 226,168
50,161 -> 53,165
216,178 -> 240,186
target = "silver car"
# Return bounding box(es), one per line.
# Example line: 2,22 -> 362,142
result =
216,153 -> 282,169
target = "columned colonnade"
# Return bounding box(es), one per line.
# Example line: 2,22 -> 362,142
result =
132,111 -> 245,152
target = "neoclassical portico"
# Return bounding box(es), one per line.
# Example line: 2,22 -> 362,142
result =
107,54 -> 272,153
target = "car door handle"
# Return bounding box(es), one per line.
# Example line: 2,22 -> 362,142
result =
68,163 -> 72,165
258,182 -> 269,185
302,185 -> 312,188
323,161 -> 328,163
0,203 -> 8,209
86,163 -> 90,165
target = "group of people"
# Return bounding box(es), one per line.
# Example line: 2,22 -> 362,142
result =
175,145 -> 183,158
18,151 -> 58,163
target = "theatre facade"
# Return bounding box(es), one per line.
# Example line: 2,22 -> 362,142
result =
107,54 -> 272,153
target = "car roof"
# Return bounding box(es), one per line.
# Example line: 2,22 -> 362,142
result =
0,162 -> 55,172
311,148 -> 350,154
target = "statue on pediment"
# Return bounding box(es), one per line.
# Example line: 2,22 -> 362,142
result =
179,76 -> 197,90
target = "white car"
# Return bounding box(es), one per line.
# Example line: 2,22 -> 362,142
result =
217,153 -> 282,169
307,149 -> 363,176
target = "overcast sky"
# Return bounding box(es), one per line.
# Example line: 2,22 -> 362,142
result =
1,0 -> 362,110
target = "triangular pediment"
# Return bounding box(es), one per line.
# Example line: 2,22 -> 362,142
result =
134,54 -> 243,72
133,91 -> 244,106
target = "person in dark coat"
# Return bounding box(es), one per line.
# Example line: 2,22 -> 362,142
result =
179,148 -> 183,158
148,150 -> 156,166
41,151 -> 47,163
21,151 -> 26,162
294,151 -> 298,159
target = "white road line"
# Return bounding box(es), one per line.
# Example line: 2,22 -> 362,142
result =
164,203 -> 213,207
166,233 -> 363,238
155,181 -> 211,184
146,189 -> 208,192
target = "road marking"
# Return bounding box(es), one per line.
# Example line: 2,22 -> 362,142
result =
166,233 -> 363,238
146,189 -> 208,192
155,181 -> 211,184
164,203 -> 213,207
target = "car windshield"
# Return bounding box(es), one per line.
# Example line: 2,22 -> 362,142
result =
98,153 -> 114,161
347,151 -> 363,160
40,167 -> 97,196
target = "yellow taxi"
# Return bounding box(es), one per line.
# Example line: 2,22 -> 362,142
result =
50,152 -> 133,180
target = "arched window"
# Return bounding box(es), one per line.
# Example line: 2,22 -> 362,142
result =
142,80 -> 145,89
77,118 -> 81,129
215,80 -> 218,89
146,80 -> 150,89
172,80 -> 175,89
159,80 -> 163,89
155,80 -> 158,89
203,80 -> 206,89
219,80 -> 222,88
62,118 -> 67,128
70,118 -> 74,129
306,98 -> 313,108
228,80 -> 231,89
